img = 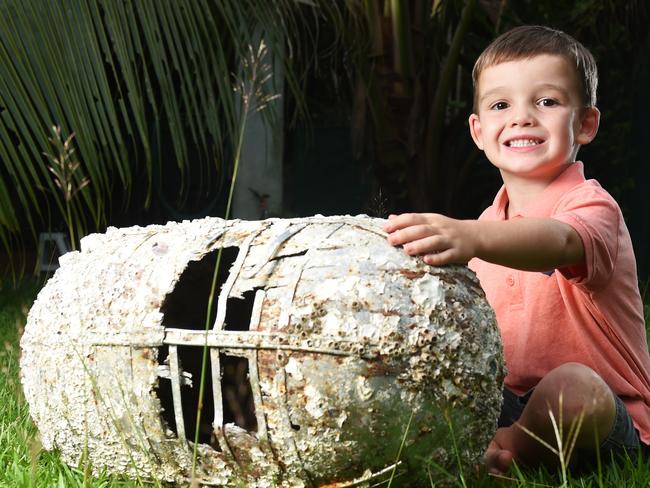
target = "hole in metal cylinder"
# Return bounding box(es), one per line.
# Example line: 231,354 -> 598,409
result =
221,354 -> 258,432
224,289 -> 257,331
155,345 -> 218,447
160,246 -> 239,330
156,246 -> 240,444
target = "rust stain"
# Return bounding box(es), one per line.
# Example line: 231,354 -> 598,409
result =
399,269 -> 426,279
364,358 -> 399,377
380,309 -> 400,316
140,348 -> 154,362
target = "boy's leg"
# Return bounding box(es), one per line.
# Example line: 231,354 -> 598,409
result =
485,362 -> 617,474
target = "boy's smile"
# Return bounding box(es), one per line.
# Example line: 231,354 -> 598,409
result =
469,54 -> 599,187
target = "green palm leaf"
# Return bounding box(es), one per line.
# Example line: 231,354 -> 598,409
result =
0,0 -> 315,256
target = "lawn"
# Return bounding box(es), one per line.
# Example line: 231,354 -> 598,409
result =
0,279 -> 155,487
2,278 -> 650,487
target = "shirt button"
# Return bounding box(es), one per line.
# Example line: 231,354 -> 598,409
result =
506,276 -> 515,286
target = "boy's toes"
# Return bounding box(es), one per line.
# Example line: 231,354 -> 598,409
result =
494,450 -> 514,475
485,442 -> 514,475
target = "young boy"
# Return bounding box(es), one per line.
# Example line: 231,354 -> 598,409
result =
384,25 -> 650,474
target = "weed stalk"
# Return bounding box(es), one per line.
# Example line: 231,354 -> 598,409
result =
386,410 -> 413,488
43,126 -> 90,251
190,40 -> 279,483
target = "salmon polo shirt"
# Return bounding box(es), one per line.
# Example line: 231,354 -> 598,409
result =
468,162 -> 650,444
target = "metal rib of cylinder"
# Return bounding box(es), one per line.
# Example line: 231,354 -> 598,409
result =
20,215 -> 505,487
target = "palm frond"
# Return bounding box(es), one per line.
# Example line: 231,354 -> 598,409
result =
0,0 -> 328,256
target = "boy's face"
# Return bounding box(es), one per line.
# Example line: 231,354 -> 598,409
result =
468,54 -> 599,184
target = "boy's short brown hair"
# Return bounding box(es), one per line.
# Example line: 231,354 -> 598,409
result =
472,25 -> 598,111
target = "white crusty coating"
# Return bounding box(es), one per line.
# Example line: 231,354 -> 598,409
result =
21,215 -> 505,486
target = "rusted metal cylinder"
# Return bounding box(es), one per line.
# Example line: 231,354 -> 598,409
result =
21,215 -> 504,486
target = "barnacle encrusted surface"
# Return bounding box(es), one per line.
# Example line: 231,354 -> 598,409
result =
21,215 -> 505,487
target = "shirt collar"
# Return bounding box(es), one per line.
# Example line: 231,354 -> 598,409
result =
492,162 -> 587,220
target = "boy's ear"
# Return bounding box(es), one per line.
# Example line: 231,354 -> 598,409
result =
468,113 -> 484,150
576,107 -> 600,145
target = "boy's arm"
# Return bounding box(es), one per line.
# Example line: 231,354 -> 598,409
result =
383,213 -> 584,272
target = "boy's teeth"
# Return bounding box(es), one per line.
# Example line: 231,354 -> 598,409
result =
508,139 -> 539,147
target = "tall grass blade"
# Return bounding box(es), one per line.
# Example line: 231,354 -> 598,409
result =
443,409 -> 468,488
190,40 -> 279,482
386,410 -> 413,488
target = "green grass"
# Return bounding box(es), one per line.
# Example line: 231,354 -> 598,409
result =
0,279 -> 160,487
2,279 -> 650,487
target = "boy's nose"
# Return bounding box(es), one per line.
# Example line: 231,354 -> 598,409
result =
508,108 -> 535,127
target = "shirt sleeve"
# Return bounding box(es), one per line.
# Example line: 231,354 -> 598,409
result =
551,184 -> 621,289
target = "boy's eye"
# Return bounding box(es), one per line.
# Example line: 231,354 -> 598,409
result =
490,101 -> 509,110
538,98 -> 558,107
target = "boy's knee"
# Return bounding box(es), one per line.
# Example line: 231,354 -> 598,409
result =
532,363 -> 615,418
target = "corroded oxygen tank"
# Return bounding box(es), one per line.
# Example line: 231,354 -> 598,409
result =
21,215 -> 504,487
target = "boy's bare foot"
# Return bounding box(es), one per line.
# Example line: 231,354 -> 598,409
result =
484,429 -> 514,475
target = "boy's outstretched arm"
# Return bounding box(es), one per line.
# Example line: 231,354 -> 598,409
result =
383,213 -> 584,272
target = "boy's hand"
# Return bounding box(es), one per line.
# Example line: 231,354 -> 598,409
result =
383,213 -> 478,266
384,213 -> 585,271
